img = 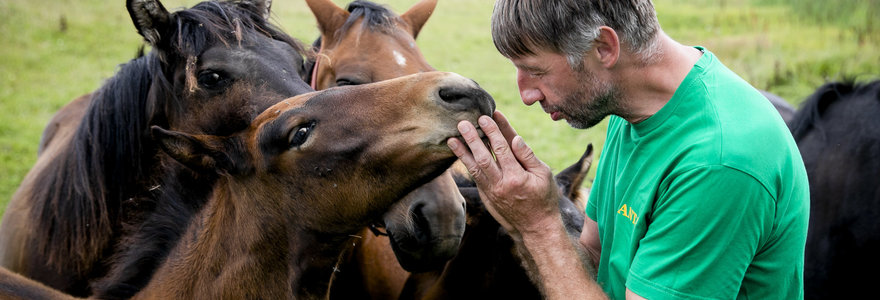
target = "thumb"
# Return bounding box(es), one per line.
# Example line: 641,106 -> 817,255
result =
511,135 -> 544,171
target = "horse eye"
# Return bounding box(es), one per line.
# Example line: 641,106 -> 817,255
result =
335,78 -> 359,86
289,122 -> 316,148
197,70 -> 229,90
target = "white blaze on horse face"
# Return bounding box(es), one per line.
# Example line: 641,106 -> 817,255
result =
393,50 -> 407,67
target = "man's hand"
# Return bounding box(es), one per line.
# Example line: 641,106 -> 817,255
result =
446,111 -> 561,237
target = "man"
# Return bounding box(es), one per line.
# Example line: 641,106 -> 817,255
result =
446,0 -> 809,299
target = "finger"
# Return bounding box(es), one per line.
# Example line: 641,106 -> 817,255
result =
447,137 -> 475,168
478,115 -> 523,174
447,137 -> 488,184
492,111 -> 519,147
511,135 -> 546,172
457,120 -> 502,182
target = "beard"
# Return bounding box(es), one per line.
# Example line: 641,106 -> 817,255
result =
550,68 -> 621,129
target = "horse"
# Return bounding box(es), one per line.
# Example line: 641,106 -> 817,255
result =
303,0 -> 472,298
0,71 -> 496,300
398,145 -> 594,300
788,79 -> 880,300
0,0 -> 313,297
760,90 -> 796,124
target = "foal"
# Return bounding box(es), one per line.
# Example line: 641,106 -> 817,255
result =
0,71 -> 495,299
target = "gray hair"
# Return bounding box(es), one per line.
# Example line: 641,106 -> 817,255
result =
491,0 -> 661,69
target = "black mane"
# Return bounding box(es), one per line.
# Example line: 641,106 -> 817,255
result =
30,54 -> 159,278
789,79 -> 880,141
160,1 -> 306,63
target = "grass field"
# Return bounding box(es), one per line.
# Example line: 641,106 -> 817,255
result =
0,0 -> 878,217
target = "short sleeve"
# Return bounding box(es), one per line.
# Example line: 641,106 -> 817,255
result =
626,165 -> 775,299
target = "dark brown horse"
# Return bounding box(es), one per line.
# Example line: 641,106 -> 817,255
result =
0,71 -> 496,300
398,145 -> 594,300
0,0 -> 313,297
303,0 -> 470,298
789,79 -> 880,299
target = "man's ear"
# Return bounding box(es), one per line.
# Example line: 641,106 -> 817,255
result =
151,126 -> 234,174
593,26 -> 620,68
400,0 -> 437,39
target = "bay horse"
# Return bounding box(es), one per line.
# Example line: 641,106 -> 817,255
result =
0,0 -> 313,297
398,145 -> 594,300
0,71 -> 496,300
789,79 -> 880,299
303,0 -> 471,298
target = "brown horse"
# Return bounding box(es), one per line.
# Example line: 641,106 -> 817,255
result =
303,0 -> 470,298
0,0 -> 313,297
399,145 -> 594,300
0,71 -> 496,300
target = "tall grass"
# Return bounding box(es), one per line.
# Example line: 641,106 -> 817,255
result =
0,0 -> 877,218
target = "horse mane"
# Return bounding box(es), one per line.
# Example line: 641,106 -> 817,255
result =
339,0 -> 400,38
28,0 -> 309,274
789,79 -> 880,141
30,54 -> 159,273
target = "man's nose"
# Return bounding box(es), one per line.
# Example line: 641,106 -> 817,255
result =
516,71 -> 543,106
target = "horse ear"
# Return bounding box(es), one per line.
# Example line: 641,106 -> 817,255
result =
400,0 -> 437,39
240,0 -> 273,20
152,126 -> 232,174
127,0 -> 171,45
305,0 -> 350,43
554,144 -> 594,203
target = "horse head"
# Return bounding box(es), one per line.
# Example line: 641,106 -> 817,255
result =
128,0 -> 313,135
405,144 -> 594,299
148,72 -> 495,298
306,0 -> 436,89
305,0 -> 465,272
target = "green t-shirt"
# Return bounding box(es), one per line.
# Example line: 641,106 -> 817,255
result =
586,47 -> 809,299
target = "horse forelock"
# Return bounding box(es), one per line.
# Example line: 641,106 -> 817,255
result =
336,0 -> 401,41
166,1 -> 308,92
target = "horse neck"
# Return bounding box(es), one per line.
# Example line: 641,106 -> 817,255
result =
25,55 -> 163,274
139,177 -> 352,299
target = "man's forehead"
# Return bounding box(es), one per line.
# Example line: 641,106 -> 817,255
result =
511,51 -> 568,70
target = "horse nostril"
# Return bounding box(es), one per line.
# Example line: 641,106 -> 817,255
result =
438,87 -> 470,105
438,87 -> 495,116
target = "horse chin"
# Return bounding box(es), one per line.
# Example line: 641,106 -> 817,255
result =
387,231 -> 460,272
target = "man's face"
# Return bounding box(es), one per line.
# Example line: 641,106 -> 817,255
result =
511,50 -> 619,129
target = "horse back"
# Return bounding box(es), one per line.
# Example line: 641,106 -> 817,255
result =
37,93 -> 92,155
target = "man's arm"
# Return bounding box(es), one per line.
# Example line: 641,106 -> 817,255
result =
447,111 -> 606,299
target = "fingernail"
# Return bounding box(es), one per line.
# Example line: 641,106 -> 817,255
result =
447,138 -> 458,150
457,122 -> 470,133
514,136 -> 524,149
479,116 -> 489,127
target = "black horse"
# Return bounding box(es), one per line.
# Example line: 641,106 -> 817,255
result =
0,0 -> 312,298
789,79 -> 880,299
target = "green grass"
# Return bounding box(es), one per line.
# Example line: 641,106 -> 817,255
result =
1,0 -> 878,218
